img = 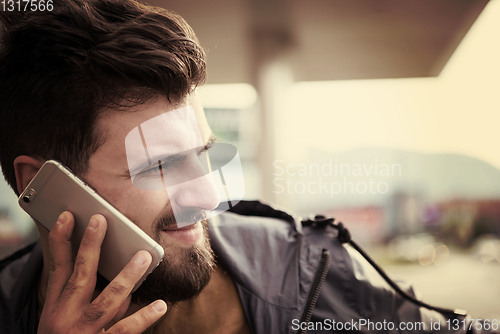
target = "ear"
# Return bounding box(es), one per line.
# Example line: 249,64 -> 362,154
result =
13,155 -> 44,195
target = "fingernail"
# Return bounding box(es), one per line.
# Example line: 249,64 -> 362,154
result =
132,251 -> 149,265
88,217 -> 99,230
152,300 -> 167,313
57,212 -> 67,225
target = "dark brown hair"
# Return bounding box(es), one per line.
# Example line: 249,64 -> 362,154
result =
0,0 -> 206,194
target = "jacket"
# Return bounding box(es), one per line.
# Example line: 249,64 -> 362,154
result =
0,200 -> 496,333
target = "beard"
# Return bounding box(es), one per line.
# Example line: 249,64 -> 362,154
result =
131,208 -> 215,306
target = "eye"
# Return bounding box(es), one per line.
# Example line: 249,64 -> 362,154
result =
133,161 -> 163,178
198,142 -> 211,155
132,140 -> 217,179
198,139 -> 217,158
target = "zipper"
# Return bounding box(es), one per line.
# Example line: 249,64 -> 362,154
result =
297,248 -> 331,334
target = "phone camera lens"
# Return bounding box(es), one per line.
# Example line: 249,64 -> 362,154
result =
22,189 -> 36,203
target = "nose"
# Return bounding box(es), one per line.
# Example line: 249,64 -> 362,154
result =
169,171 -> 220,212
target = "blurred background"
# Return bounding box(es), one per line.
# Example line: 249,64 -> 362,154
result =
1,0 -> 499,321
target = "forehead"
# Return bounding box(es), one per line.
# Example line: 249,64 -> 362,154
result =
96,94 -> 210,144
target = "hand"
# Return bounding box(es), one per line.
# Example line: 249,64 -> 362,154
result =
38,211 -> 167,333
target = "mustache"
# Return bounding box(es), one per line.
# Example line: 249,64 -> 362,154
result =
156,207 -> 207,231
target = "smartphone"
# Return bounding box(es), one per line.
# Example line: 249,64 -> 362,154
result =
18,160 -> 164,292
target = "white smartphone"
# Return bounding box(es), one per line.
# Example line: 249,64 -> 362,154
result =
18,160 -> 164,292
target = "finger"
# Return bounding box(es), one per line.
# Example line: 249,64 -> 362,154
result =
61,214 -> 107,305
107,300 -> 167,334
45,211 -> 75,307
80,250 -> 152,328
112,295 -> 132,324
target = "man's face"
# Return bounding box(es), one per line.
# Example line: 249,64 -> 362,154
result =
82,93 -> 217,305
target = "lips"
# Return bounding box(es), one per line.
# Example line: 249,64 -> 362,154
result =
156,209 -> 207,233
160,221 -> 203,246
162,222 -> 197,231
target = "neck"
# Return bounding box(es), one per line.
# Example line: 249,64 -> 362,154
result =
37,226 -> 51,319
148,266 -> 250,334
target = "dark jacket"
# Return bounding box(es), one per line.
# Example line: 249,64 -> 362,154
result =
0,201 -> 495,333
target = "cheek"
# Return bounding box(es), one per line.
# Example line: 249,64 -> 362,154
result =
125,189 -> 169,219
99,183 -> 170,227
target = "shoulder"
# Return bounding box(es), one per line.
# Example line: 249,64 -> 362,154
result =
209,202 -> 426,327
209,201 -> 347,260
209,201 -> 326,332
209,201 -> 308,286
0,242 -> 39,271
210,201 -> 302,247
0,242 -> 41,294
0,242 -> 42,334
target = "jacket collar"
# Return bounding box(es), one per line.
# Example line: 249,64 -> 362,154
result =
209,211 -> 323,334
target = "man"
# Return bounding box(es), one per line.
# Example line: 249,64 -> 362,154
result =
0,1 -> 496,333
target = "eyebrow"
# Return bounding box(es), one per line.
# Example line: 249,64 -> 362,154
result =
127,135 -> 218,176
